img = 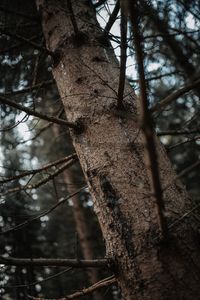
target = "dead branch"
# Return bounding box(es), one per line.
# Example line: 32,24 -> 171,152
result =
1,80 -> 54,97
0,256 -> 108,268
151,78 -> 200,113
104,0 -> 120,35
117,1 -> 127,109
157,129 -> 200,136
1,157 -> 78,196
1,186 -> 87,234
0,153 -> 77,184
0,28 -> 53,56
27,276 -> 116,300
128,1 -> 167,238
0,96 -> 78,129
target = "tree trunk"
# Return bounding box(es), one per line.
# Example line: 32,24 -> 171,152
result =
52,124 -> 100,299
37,1 -> 200,299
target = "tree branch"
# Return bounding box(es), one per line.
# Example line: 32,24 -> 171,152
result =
0,28 -> 53,56
67,0 -> 79,35
1,157 -> 78,196
0,96 -> 78,129
1,80 -> 54,97
104,0 -> 120,35
151,78 -> 200,113
27,276 -> 116,300
1,186 -> 87,234
128,1 -> 168,238
4,268 -> 72,289
0,256 -> 108,268
141,0 -> 200,96
157,129 -> 200,136
117,2 -> 127,109
0,153 -> 77,184
94,0 -> 107,8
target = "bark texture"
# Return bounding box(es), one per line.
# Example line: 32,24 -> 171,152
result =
37,1 -> 200,299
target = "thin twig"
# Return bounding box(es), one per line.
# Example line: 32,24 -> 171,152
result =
1,157 -> 78,196
4,268 -> 72,289
94,0 -> 107,8
151,78 -> 200,113
0,186 -> 87,234
67,0 -> 79,35
0,28 -> 53,56
162,160 -> 200,193
167,135 -> 200,151
0,154 -> 76,184
157,129 -> 200,136
1,80 -> 54,97
117,2 -> 127,109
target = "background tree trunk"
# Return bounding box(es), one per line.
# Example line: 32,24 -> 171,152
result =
37,0 -> 200,299
52,124 -> 100,299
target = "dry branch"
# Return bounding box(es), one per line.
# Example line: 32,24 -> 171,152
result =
129,1 -> 167,238
27,276 -> 116,300
0,153 -> 77,184
151,78 -> 200,113
0,28 -> 52,55
104,0 -> 120,35
1,186 -> 87,234
117,1 -> 127,109
1,80 -> 54,97
1,157 -> 78,196
0,96 -> 78,129
0,256 -> 108,268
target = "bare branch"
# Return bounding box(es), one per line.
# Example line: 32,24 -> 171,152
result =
163,160 -> 200,193
4,268 -> 72,289
1,157 -> 78,196
129,71 -> 179,83
0,96 -> 78,129
128,1 -> 167,238
104,0 -> 120,34
0,33 -> 42,55
18,121 -> 53,144
0,256 -> 108,268
27,276 -> 116,300
0,28 -> 53,56
167,136 -> 200,151
94,0 -> 107,8
117,2 -> 127,109
67,0 -> 79,35
141,0 -> 200,92
1,80 -> 54,97
0,153 -> 77,184
0,186 -> 87,234
151,78 -> 200,113
157,129 -> 200,136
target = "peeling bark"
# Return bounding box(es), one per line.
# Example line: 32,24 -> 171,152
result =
37,1 -> 200,299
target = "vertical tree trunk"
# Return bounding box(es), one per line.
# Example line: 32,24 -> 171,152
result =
37,1 -> 200,299
52,124 -> 100,299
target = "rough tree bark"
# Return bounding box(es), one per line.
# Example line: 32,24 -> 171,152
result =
36,0 -> 200,299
